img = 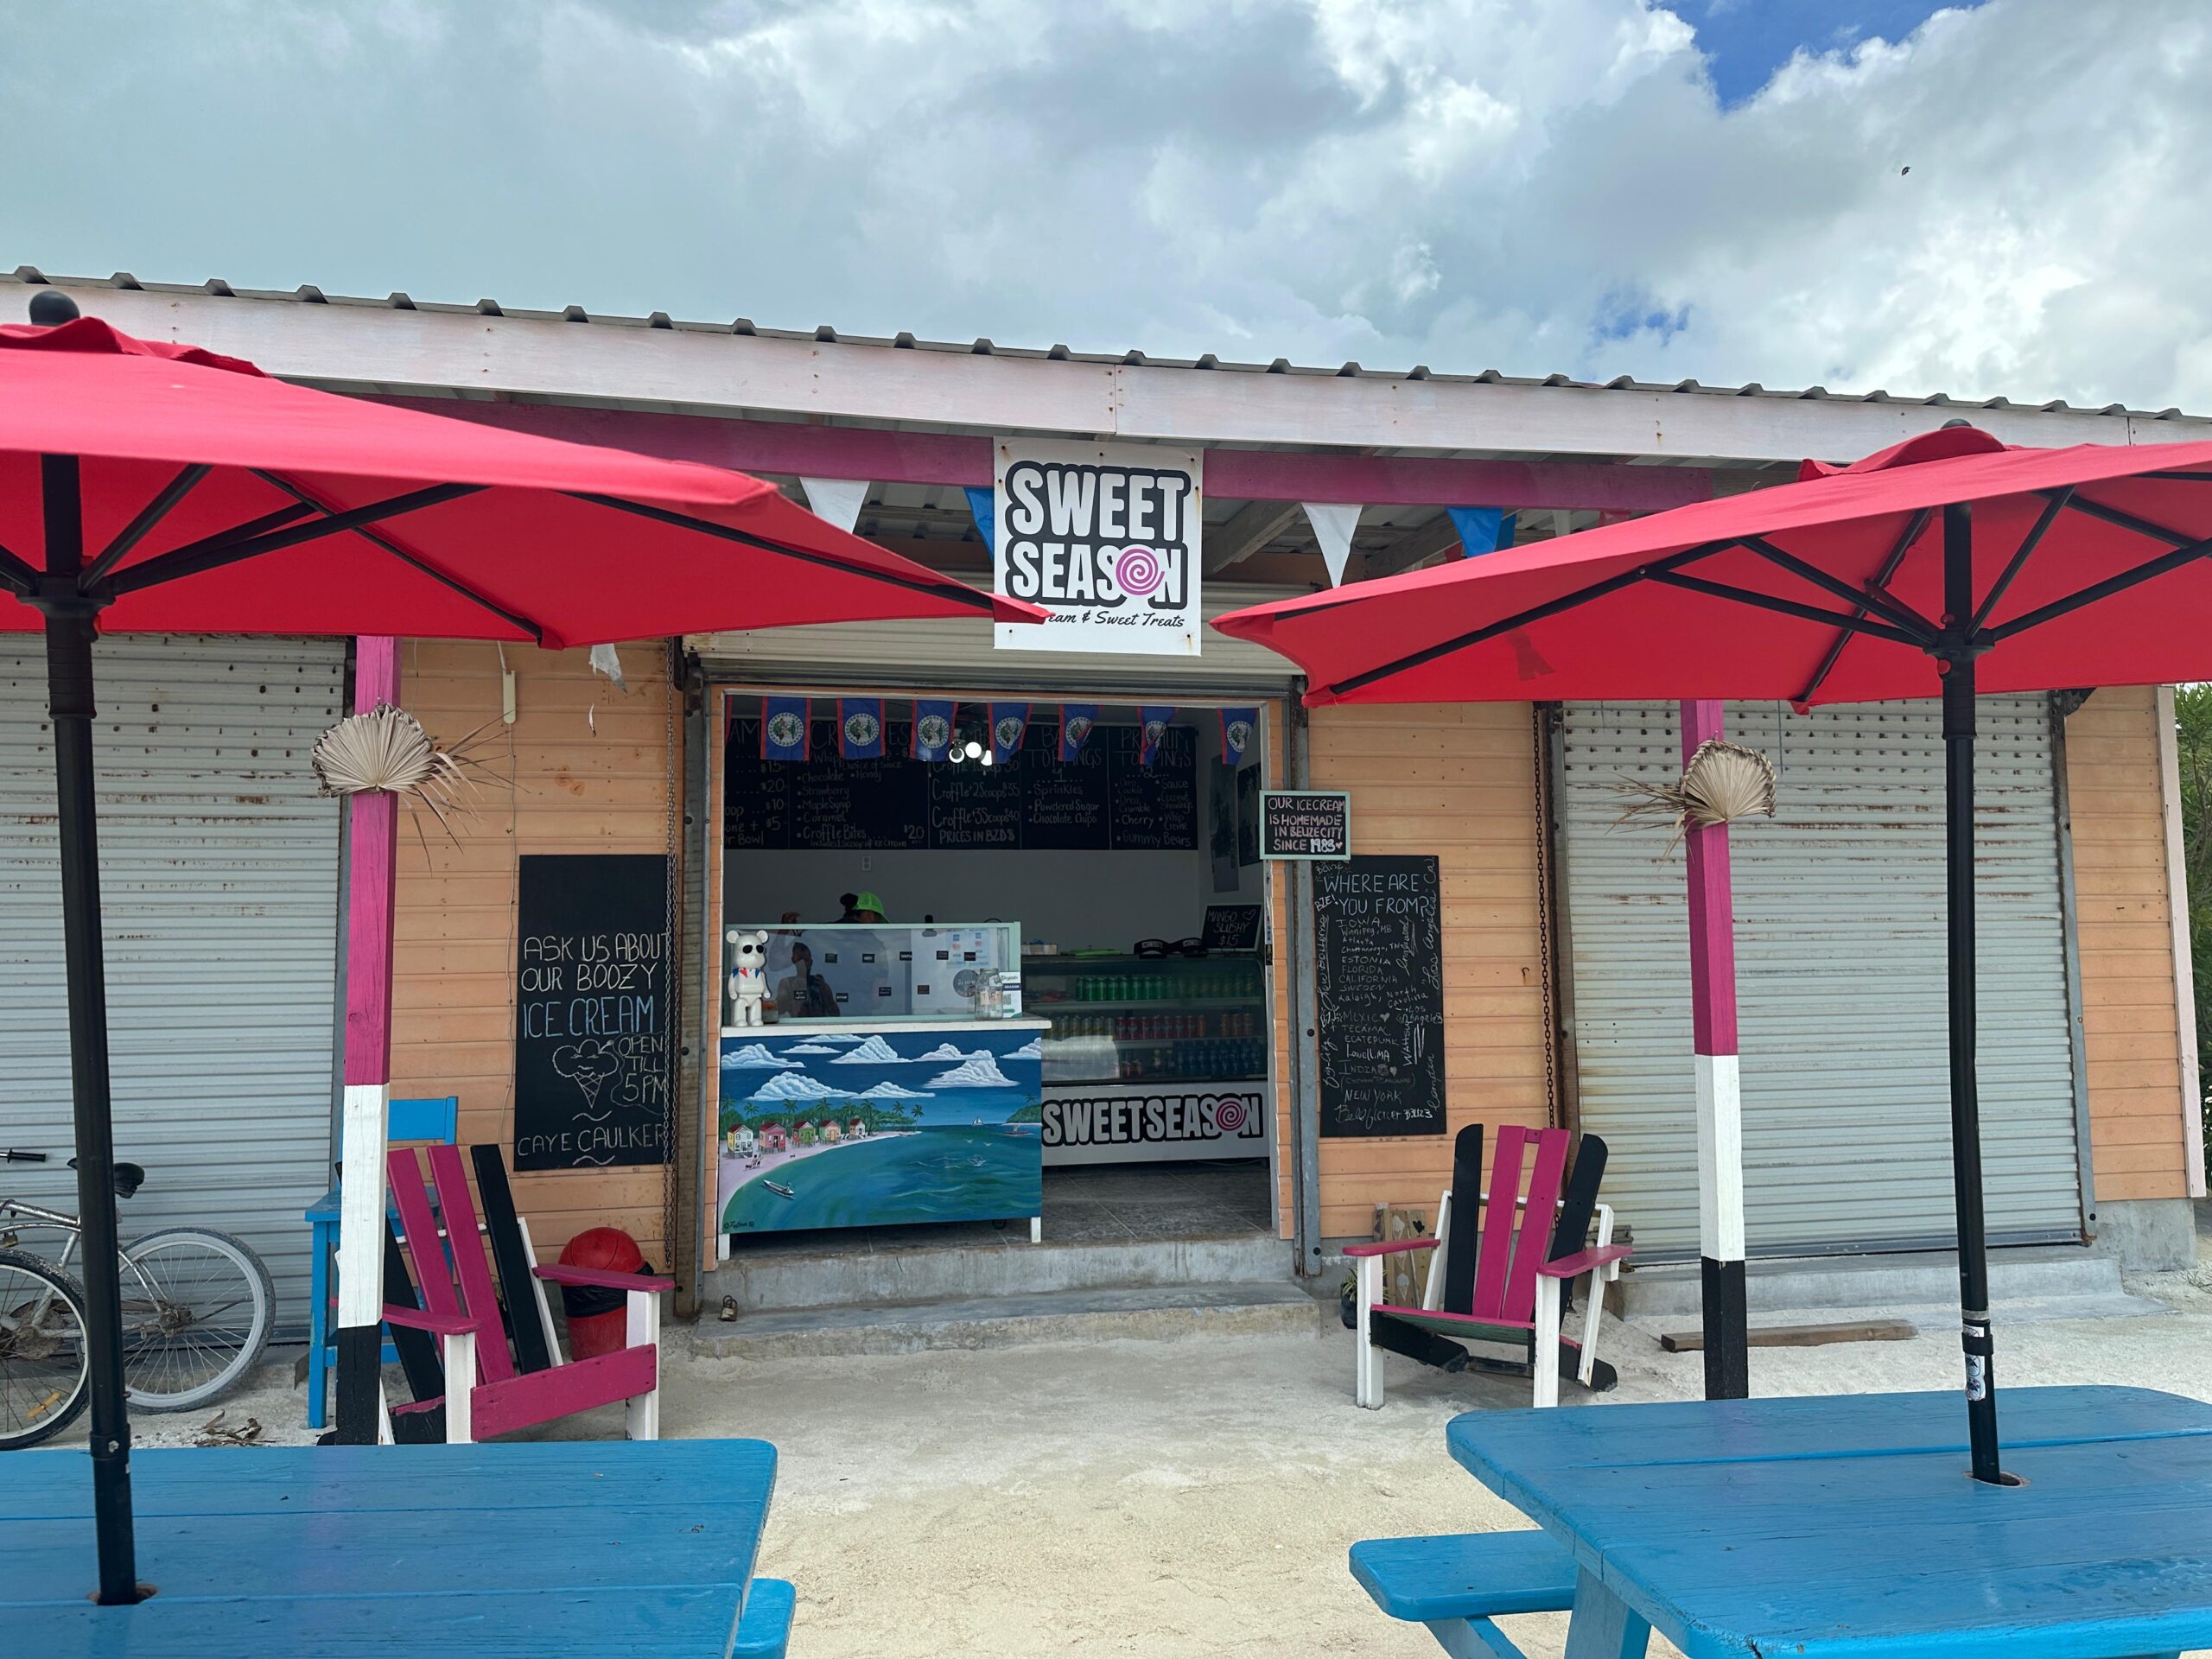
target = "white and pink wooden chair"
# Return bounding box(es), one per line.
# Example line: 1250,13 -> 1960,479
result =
381,1144 -> 672,1443
1345,1124 -> 1629,1408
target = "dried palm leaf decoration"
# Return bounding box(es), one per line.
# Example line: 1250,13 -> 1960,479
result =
310,702 -> 503,849
1614,738 -> 1777,852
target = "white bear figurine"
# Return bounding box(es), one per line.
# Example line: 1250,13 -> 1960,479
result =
726,928 -> 770,1027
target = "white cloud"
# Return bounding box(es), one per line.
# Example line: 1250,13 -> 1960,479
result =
9,1 -> 2210,410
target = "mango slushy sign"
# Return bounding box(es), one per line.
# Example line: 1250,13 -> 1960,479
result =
993,437 -> 1203,655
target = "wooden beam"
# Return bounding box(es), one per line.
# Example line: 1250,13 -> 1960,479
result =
1203,451 -> 1710,512
1660,1320 -> 1916,1352
1205,499 -> 1304,575
1356,515 -> 1464,582
376,396 -> 1716,512
47,281 -> 2206,461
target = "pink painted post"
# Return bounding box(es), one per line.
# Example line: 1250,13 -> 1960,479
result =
334,637 -> 400,1443
1681,698 -> 1749,1398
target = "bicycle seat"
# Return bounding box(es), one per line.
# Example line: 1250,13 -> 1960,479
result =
67,1158 -> 146,1198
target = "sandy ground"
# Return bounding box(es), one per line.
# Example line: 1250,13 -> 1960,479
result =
99,1236 -> 2212,1659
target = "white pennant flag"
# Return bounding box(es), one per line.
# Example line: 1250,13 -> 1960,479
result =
798,477 -> 871,534
1302,502 -> 1363,587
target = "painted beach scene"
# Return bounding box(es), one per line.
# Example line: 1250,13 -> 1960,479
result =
719,1024 -> 1045,1232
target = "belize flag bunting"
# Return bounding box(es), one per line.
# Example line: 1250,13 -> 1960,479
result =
1139,705 -> 1176,768
912,699 -> 955,761
1058,703 -> 1097,763
761,696 -> 810,761
838,697 -> 884,760
1220,707 -> 1258,765
989,702 -> 1029,764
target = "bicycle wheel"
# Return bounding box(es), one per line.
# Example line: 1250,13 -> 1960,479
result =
0,1248 -> 90,1449
118,1227 -> 274,1412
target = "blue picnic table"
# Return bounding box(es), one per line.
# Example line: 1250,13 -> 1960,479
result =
1369,1386 -> 2212,1659
4,1440 -> 793,1657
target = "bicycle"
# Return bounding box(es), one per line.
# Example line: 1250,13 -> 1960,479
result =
0,1148 -> 274,1449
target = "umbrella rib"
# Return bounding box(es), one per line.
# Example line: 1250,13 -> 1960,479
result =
2051,490 -> 2202,550
1648,569 -> 1926,645
1323,542 -> 1734,698
91,500 -> 321,594
0,537 -> 34,595
1985,532 -> 2212,643
251,471 -> 547,644
569,492 -> 1002,613
1738,536 -> 1939,641
105,483 -> 480,598
1792,507 -> 1933,708
1967,488 -> 2071,635
80,463 -> 213,591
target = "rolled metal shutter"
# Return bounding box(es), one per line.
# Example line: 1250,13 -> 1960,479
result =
1557,697 -> 2082,1257
0,635 -> 344,1332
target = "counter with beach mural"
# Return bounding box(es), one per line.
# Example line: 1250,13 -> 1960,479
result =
717,1020 -> 1047,1234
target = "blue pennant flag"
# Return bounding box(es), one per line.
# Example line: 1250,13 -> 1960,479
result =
1139,705 -> 1176,768
1220,707 -> 1258,765
839,697 -> 884,760
912,699 -> 956,762
989,702 -> 1028,764
1448,505 -> 1518,558
1058,703 -> 1098,763
963,486 -> 996,555
761,696 -> 810,761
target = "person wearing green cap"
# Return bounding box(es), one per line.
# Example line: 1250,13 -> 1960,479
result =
839,890 -> 887,923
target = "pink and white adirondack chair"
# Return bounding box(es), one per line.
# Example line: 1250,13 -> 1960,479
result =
1344,1125 -> 1630,1408
381,1144 -> 673,1444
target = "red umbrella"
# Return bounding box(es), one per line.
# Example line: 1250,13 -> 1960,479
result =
1217,423 -> 2212,1483
1,296 -> 1039,1602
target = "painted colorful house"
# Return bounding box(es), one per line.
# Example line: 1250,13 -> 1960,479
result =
759,1124 -> 788,1154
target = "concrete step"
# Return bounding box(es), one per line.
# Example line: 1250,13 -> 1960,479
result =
1612,1245 -> 2126,1320
691,1280 -> 1328,1359
705,1233 -> 1292,1314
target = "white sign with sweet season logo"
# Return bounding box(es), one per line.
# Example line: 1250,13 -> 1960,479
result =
994,437 -> 1203,655
1039,1084 -> 1269,1166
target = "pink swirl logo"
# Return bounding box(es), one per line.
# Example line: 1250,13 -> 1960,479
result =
1114,545 -> 1166,599
1215,1100 -> 1248,1133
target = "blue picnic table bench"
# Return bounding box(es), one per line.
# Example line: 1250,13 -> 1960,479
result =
5,1440 -> 794,1657
1353,1386 -> 2212,1659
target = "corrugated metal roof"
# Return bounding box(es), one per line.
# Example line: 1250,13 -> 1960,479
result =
8,265 -> 2192,423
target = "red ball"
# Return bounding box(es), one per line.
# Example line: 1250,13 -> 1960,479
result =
559,1224 -> 643,1274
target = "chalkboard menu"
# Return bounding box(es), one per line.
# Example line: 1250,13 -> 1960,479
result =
724,718 -> 1192,851
1313,855 -> 1446,1138
514,854 -> 671,1171
1262,790 -> 1351,860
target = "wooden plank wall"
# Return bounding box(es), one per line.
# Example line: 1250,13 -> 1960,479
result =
388,639 -> 678,1264
1300,702 -> 1551,1241
2064,687 -> 2194,1203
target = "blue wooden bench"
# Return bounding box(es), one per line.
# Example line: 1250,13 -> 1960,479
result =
733,1577 -> 797,1658
1350,1530 -> 1579,1659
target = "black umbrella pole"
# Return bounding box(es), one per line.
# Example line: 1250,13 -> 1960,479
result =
1943,502 -> 2003,1484
39,454 -> 141,1603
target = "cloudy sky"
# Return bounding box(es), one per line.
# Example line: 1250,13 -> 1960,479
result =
9,1 -> 2207,410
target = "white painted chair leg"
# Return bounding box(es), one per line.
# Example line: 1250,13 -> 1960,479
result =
442,1331 -> 476,1444
1421,1194 -> 1452,1312
1533,1278 -> 1561,1408
1030,1216 -> 1041,1244
1578,1272 -> 1604,1388
625,1289 -> 661,1441
1355,1255 -> 1385,1409
375,1378 -> 395,1446
515,1217 -> 563,1363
